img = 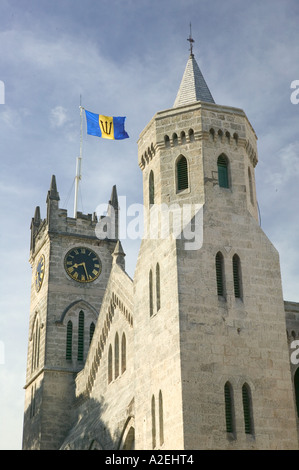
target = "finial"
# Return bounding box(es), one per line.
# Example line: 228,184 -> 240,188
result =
187,22 -> 195,56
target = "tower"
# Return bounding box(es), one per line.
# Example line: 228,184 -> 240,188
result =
23,176 -> 119,450
133,46 -> 298,449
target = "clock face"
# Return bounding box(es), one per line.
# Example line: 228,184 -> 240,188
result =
64,247 -> 102,283
35,254 -> 45,292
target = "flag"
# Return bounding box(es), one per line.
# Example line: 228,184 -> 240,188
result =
85,109 -> 129,140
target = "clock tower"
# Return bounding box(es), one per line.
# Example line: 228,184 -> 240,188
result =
22,175 -> 119,450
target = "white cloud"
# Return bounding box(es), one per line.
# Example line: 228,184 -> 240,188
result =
50,105 -> 68,128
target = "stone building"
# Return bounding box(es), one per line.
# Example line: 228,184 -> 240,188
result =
22,49 -> 299,450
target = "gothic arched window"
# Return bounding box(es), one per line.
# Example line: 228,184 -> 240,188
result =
121,333 -> 126,374
115,332 -> 119,379
77,311 -> 84,361
156,263 -> 161,311
242,383 -> 254,435
159,390 -> 164,446
89,322 -> 95,345
108,344 -> 113,384
66,320 -> 73,360
217,154 -> 229,188
215,252 -> 225,298
149,269 -> 153,317
176,155 -> 188,191
224,381 -> 235,434
151,395 -> 156,449
232,254 -> 242,299
31,317 -> 40,372
248,167 -> 254,204
149,171 -> 155,205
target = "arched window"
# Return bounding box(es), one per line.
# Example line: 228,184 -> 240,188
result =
149,270 -> 153,317
149,171 -> 154,206
115,332 -> 119,379
77,310 -> 84,361
164,135 -> 170,147
151,395 -> 156,449
159,390 -> 164,446
248,167 -> 254,204
188,128 -> 194,142
217,155 -> 229,188
242,383 -> 254,435
89,322 -> 95,345
66,320 -> 73,360
180,131 -> 186,144
108,344 -> 113,384
224,382 -> 235,434
177,155 -> 188,191
215,252 -> 225,298
156,263 -> 161,311
31,317 -> 40,372
232,254 -> 242,299
121,333 -> 126,374
172,133 -> 178,146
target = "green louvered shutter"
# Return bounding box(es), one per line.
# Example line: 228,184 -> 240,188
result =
77,311 -> 84,361
233,255 -> 241,298
217,155 -> 229,188
224,382 -> 234,433
66,320 -> 73,360
242,383 -> 253,434
177,156 -> 188,191
215,252 -> 224,297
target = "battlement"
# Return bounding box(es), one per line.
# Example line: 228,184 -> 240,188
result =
30,175 -> 119,258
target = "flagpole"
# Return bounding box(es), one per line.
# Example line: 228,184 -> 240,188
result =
74,98 -> 84,218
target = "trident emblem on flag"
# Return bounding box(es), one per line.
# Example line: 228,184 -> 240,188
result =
100,119 -> 112,136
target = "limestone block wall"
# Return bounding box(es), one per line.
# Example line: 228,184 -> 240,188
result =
133,237 -> 184,450
62,263 -> 135,450
177,210 -> 298,449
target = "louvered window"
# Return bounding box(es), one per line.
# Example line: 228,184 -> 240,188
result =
177,156 -> 188,191
224,382 -> 234,434
242,383 -> 253,434
77,310 -> 84,361
233,254 -> 242,299
217,155 -> 229,188
159,390 -> 164,446
149,270 -> 153,317
151,395 -> 156,449
156,263 -> 161,311
149,171 -> 155,205
89,322 -> 95,345
215,252 -> 225,297
108,344 -> 113,384
115,332 -> 119,379
66,320 -> 73,360
121,333 -> 126,374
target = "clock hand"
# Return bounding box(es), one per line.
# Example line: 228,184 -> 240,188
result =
82,262 -> 89,279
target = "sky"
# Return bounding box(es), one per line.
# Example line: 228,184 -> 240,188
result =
0,0 -> 299,450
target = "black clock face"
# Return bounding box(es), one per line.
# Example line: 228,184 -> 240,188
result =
64,247 -> 101,283
35,254 -> 45,292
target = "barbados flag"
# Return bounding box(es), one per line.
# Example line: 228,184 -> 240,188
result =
85,109 -> 129,140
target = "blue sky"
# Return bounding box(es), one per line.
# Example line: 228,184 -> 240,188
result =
0,0 -> 299,449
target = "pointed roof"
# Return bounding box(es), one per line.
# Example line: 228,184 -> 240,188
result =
47,174 -> 60,201
173,53 -> 215,108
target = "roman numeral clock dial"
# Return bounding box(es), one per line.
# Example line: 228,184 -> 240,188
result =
64,247 -> 102,283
